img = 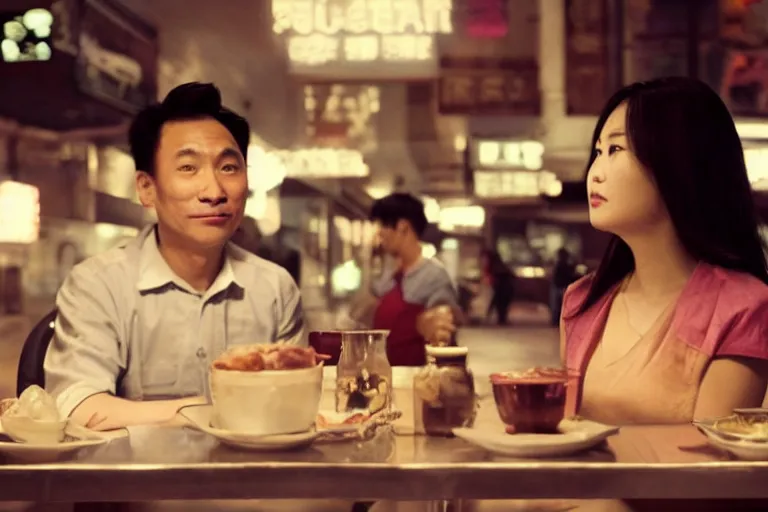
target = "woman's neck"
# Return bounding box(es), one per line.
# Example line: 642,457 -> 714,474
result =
622,222 -> 698,300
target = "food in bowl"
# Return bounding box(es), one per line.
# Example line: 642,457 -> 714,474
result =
490,367 -> 575,434
0,385 -> 67,444
209,344 -> 327,436
712,414 -> 768,441
212,343 -> 330,371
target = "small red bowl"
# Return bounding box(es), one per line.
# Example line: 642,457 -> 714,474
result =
490,368 -> 578,434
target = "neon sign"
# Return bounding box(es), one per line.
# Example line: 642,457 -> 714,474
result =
272,0 -> 452,65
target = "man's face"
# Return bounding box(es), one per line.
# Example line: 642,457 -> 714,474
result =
136,118 -> 248,250
375,220 -> 408,256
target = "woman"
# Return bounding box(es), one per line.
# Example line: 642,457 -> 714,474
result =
562,77 -> 768,426
482,250 -> 515,326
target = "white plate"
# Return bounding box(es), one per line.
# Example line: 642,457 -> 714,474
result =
179,405 -> 318,451
0,422 -> 107,463
453,419 -> 619,458
698,428 -> 768,461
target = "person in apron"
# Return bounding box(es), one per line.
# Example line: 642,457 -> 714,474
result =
369,193 -> 460,366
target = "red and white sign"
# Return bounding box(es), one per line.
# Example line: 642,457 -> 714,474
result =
464,0 -> 508,38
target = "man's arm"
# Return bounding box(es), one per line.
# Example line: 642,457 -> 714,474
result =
418,265 -> 462,344
275,268 -> 307,346
45,266 -> 201,431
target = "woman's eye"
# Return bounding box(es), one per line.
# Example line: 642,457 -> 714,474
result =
608,145 -> 623,155
593,148 -> 602,158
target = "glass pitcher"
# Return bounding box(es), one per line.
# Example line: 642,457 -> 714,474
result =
335,330 -> 392,414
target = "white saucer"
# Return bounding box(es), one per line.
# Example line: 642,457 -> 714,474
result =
179,405 -> 318,451
453,419 -> 619,458
0,423 -> 108,463
694,423 -> 768,461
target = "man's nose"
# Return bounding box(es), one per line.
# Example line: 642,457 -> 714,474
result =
198,169 -> 227,205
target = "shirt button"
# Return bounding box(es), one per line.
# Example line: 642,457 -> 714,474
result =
196,348 -> 207,359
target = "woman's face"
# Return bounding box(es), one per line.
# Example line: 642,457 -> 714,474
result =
586,102 -> 668,236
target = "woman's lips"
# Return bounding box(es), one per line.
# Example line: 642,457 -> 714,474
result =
589,193 -> 607,208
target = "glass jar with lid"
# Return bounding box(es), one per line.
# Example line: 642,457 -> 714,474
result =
413,346 -> 476,436
335,330 -> 392,414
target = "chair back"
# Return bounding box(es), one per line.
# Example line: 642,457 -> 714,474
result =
16,308 -> 57,397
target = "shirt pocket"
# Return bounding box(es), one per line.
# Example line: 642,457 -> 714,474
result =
140,356 -> 180,397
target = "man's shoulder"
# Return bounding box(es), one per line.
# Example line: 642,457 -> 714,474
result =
408,258 -> 453,286
67,237 -> 139,285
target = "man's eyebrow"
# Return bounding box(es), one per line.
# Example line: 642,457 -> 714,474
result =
175,148 -> 200,158
217,147 -> 244,161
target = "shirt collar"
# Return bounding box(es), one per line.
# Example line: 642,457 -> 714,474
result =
136,225 -> 242,297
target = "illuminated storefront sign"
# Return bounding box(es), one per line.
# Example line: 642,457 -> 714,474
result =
473,170 -> 562,198
304,84 -> 380,153
470,140 -> 563,198
439,58 -> 540,115
0,181 -> 40,244
272,0 -> 452,77
473,139 -> 545,171
438,205 -> 485,231
272,148 -> 369,178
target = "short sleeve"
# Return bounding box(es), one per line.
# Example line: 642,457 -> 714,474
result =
423,267 -> 459,310
715,295 -> 768,360
44,266 -> 124,418
275,267 -> 307,346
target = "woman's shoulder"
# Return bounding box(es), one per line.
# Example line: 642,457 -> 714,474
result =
699,263 -> 768,313
684,263 -> 768,359
562,273 -> 597,317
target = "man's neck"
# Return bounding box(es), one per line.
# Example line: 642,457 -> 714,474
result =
398,242 -> 423,274
155,225 -> 225,292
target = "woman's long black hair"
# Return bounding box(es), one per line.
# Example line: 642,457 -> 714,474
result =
576,77 -> 768,314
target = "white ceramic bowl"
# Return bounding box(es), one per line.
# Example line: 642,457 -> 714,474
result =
1,415 -> 67,444
209,364 -> 323,436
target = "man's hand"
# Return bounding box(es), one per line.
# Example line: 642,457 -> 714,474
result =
417,305 -> 457,346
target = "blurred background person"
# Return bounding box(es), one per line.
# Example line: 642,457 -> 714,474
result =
550,247 -> 577,326
482,249 -> 515,326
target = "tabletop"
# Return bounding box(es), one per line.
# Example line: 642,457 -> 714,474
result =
0,395 -> 765,503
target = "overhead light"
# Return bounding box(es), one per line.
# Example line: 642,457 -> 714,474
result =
22,8 -> 53,38
365,186 -> 391,199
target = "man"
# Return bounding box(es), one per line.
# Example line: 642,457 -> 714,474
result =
369,193 -> 459,365
44,83 -> 304,431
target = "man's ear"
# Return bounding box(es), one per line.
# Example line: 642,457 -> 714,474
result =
396,219 -> 411,235
135,171 -> 156,208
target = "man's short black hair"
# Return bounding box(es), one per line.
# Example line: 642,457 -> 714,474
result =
128,82 -> 250,176
370,193 -> 428,238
